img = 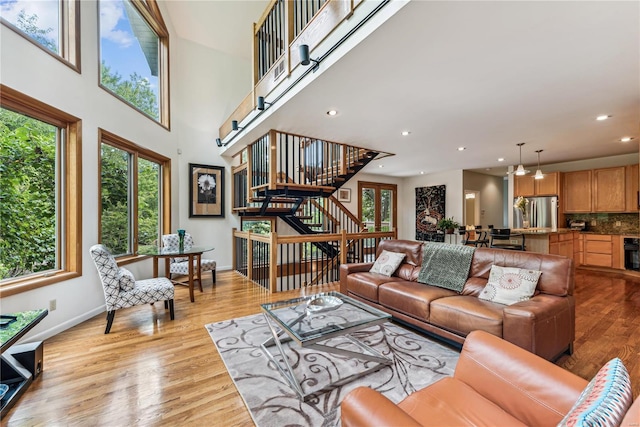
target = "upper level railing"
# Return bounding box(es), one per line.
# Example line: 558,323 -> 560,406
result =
220,0 -> 371,140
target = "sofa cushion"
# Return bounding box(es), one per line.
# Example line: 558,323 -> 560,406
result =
398,377 -> 527,427
379,282 -> 457,321
370,250 -> 406,276
429,296 -> 504,338
376,239 -> 424,266
558,357 -> 632,427
461,276 -> 488,297
478,266 -> 541,305
346,272 -> 405,303
470,248 -> 573,297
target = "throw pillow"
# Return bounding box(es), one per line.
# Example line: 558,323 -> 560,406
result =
370,250 -> 406,277
557,357 -> 632,427
478,265 -> 541,305
118,267 -> 136,292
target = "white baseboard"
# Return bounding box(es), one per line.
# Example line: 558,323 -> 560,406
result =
24,305 -> 105,344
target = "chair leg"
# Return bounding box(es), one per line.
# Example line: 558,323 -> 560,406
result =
105,310 -> 116,334
164,300 -> 168,309
212,269 -> 216,284
168,299 -> 175,320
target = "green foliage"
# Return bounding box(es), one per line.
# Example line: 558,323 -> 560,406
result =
0,108 -> 57,280
15,9 -> 58,53
101,62 -> 159,120
437,216 -> 459,231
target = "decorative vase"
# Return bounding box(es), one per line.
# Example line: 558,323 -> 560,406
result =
523,220 -> 530,229
178,229 -> 185,251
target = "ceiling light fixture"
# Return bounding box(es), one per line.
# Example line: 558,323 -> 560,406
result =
515,142 -> 529,176
378,164 -> 384,168
498,158 -> 505,162
215,138 -> 223,147
420,171 -> 424,175
458,147 -> 466,151
596,114 -> 611,121
621,136 -> 634,142
534,149 -> 544,180
327,110 -> 338,116
401,131 -> 410,136
299,44 -> 320,72
231,120 -> 243,131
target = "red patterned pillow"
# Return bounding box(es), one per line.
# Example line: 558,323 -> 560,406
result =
558,357 -> 632,427
478,265 -> 541,305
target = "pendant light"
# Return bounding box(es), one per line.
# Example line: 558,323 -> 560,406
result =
515,143 -> 529,176
534,150 -> 544,180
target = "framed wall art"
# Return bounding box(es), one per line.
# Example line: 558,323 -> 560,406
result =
337,188 -> 351,203
189,163 -> 225,217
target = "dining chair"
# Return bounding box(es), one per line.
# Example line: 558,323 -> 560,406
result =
162,233 -> 216,288
489,229 -> 525,251
89,244 -> 175,334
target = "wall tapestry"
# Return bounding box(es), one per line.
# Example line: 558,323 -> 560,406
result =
415,185 -> 446,242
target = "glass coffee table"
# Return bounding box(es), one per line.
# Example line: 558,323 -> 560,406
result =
260,291 -> 391,401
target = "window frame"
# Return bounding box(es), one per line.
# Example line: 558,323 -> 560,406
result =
97,0 -> 170,128
0,0 -> 81,72
357,181 -> 398,232
98,128 -> 171,263
0,84 -> 82,297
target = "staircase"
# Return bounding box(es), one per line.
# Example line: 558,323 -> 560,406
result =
231,129 -> 392,259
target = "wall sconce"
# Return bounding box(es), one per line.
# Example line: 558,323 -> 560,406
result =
215,138 -> 223,147
232,120 -> 243,131
299,44 -> 319,71
257,96 -> 272,111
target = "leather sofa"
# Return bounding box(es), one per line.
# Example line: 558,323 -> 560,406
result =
339,239 -> 575,360
341,330 -> 639,427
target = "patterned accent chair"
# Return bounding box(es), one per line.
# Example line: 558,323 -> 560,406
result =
162,233 -> 216,289
89,244 -> 175,334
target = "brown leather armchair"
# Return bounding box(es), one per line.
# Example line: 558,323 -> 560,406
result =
342,330 -> 639,427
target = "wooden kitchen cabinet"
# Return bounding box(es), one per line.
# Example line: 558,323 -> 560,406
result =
573,232 -> 583,266
563,170 -> 592,212
625,164 -> 639,212
535,172 -> 560,196
549,232 -> 573,259
514,175 -> 535,197
583,234 -> 623,268
515,172 -> 560,197
593,166 -> 626,212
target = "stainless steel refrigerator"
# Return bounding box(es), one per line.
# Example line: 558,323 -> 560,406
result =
513,196 -> 558,230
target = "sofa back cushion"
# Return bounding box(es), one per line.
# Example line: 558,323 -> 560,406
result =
376,239 -> 424,281
467,248 -> 574,297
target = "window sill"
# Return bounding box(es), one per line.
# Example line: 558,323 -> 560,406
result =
0,271 -> 81,298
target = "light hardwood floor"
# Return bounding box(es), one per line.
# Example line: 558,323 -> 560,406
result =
3,269 -> 640,426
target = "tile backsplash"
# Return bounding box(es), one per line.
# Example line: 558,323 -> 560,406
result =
565,213 -> 639,234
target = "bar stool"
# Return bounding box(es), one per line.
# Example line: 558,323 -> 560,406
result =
474,225 -> 489,247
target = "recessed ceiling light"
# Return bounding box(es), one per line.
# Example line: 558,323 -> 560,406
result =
379,164 -> 384,168
596,114 -> 611,121
327,110 -> 337,116
457,147 -> 465,151
420,171 -> 424,175
401,131 -> 410,136
497,158 -> 505,162
621,136 -> 634,142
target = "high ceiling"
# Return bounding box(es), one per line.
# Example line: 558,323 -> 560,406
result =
165,1 -> 639,177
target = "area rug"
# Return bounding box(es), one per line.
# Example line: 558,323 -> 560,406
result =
205,313 -> 460,427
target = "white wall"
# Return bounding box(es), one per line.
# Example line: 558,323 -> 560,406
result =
0,2 -> 250,341
399,170 -> 464,241
463,170 -> 504,228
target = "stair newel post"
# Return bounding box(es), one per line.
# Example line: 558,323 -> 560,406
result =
246,144 -> 253,205
232,227 -> 237,272
246,230 -> 253,282
339,144 -> 347,177
269,231 -> 278,292
340,229 -> 347,265
269,129 -> 277,191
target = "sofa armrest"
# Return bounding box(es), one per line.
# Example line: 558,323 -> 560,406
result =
339,262 -> 374,294
341,386 -> 421,427
502,294 -> 575,360
455,331 -> 587,426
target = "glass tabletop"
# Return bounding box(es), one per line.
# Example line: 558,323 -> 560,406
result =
138,245 -> 214,256
1,309 -> 48,352
261,291 -> 390,344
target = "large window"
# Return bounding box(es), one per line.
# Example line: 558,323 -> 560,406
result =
0,85 -> 81,296
99,0 -> 169,126
0,0 -> 80,70
99,129 -> 170,257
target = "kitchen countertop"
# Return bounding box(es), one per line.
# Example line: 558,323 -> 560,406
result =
479,228 -> 640,237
